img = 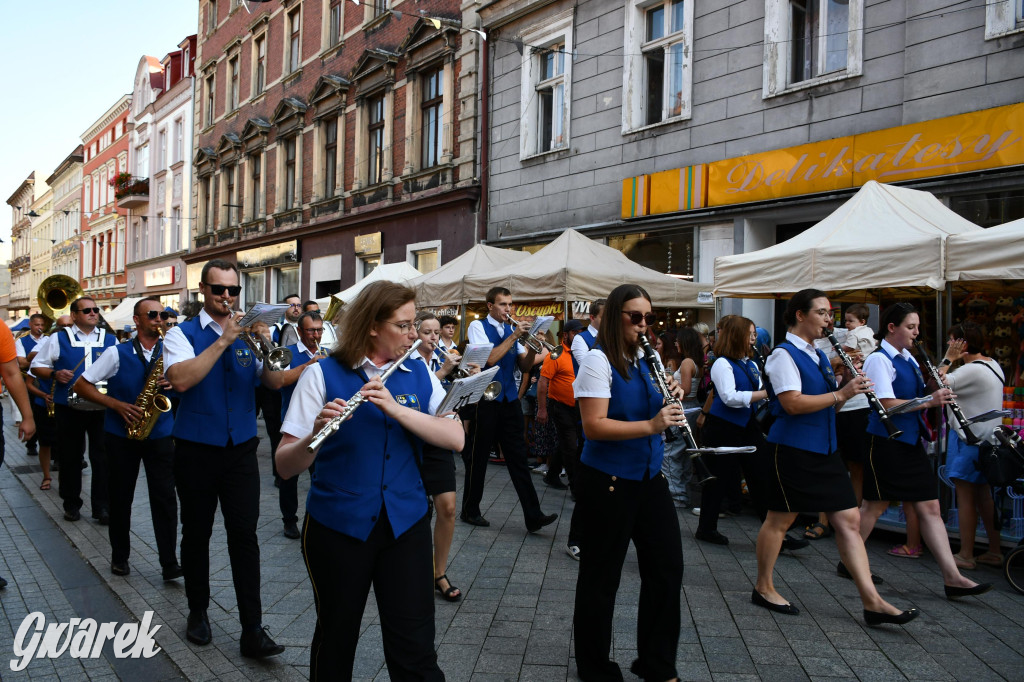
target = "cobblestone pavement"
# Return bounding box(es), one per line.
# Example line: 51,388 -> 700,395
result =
1,402 -> 1023,681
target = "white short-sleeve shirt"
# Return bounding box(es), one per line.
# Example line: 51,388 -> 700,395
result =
82,342 -> 157,384
573,347 -> 647,400
467,316 -> 524,357
861,339 -> 918,400
764,332 -> 822,396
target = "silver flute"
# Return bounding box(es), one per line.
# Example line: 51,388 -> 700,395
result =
307,340 -> 422,453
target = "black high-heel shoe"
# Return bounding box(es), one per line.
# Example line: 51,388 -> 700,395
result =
751,589 -> 799,615
863,608 -> 920,626
944,583 -> 993,599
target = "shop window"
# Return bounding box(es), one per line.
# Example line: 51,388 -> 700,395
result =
949,191 -> 1024,228
763,0 -> 863,97
608,228 -> 695,279
358,255 -> 380,280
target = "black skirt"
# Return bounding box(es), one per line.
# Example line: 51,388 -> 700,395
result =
836,408 -> 869,464
863,435 -> 937,502
763,443 -> 858,513
420,444 -> 456,496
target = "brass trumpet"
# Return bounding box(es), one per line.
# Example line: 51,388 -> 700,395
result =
506,314 -> 562,359
241,329 -> 293,371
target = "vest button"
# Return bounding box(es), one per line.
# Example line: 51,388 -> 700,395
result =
611,476 -> 617,481
371,515 -> 377,522
385,454 -> 391,460
382,485 -> 388,491
608,486 -> 615,492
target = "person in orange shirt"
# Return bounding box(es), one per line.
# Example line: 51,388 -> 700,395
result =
1,321 -> 37,589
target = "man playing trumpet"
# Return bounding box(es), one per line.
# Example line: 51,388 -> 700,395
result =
74,297 -> 180,581
163,259 -> 287,659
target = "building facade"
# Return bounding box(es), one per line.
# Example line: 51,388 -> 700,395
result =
479,0 -> 1024,322
188,0 -> 482,305
6,172 -> 46,315
80,96 -> 132,312
48,146 -> 85,282
124,36 -> 198,310
29,186 -> 54,307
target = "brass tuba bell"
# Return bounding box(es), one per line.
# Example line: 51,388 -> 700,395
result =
37,274 -> 84,325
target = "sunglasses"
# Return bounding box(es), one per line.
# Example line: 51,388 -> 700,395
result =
622,311 -> 657,326
204,283 -> 242,296
74,307 -> 101,315
145,310 -> 173,320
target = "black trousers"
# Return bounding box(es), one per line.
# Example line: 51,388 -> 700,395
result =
573,464 -> 683,682
257,386 -> 298,523
54,404 -> 108,515
174,436 -> 263,628
550,400 -> 583,545
302,511 -> 443,682
461,398 -> 543,524
697,414 -> 768,534
105,433 -> 178,568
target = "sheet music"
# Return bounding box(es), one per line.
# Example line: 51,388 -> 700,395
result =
885,396 -> 933,416
436,366 -> 501,415
530,315 -> 555,337
237,303 -> 291,328
459,343 -> 493,372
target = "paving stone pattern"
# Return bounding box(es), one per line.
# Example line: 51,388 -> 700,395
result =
1,400 -> 1023,680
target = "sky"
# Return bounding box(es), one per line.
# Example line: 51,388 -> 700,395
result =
0,2 -> 201,263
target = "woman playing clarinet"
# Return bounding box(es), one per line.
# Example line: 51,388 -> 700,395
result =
275,281 -> 464,681
573,284 -> 685,682
755,289 -> 919,625
858,302 -> 991,600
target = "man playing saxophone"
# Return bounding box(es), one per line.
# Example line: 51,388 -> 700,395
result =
74,297 -> 181,582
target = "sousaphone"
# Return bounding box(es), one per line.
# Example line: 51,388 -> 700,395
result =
37,274 -> 83,324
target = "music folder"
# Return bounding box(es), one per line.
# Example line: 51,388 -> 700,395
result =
436,366 -> 500,415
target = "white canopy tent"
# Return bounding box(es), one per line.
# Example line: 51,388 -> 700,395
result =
103,297 -> 145,331
462,229 -> 714,307
945,217 -> 1024,284
714,181 -> 982,298
315,262 -> 423,309
409,244 -> 530,306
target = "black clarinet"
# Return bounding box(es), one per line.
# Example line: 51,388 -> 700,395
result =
913,339 -> 980,445
638,335 -> 716,486
826,333 -> 902,440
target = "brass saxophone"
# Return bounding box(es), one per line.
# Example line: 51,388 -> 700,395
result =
126,328 -> 173,440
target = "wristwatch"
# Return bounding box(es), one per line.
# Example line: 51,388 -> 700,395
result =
939,358 -> 952,367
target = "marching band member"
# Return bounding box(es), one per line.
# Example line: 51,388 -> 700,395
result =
303,299 -> 338,348
275,281 -> 463,681
461,286 -> 557,532
31,296 -> 116,524
16,314 -> 47,462
414,310 -> 472,602
437,315 -> 459,354
164,259 -> 287,658
273,293 -> 302,347
74,297 -> 180,581
572,299 -> 604,367
0,321 -> 37,589
858,303 -> 992,599
275,310 -> 329,539
755,289 -> 918,625
163,307 -> 179,331
572,284 -> 685,682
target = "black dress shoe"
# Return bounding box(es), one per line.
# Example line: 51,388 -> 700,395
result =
97,510 -> 110,526
837,560 -> 883,585
111,561 -> 130,576
162,564 -> 183,581
240,626 -> 285,659
460,513 -> 490,527
781,534 -> 809,551
63,509 -> 81,522
864,608 -> 920,626
944,582 -> 993,599
751,589 -> 799,615
186,610 -> 212,645
0,575 -> 8,589
526,512 -> 558,533
283,520 -> 300,539
695,530 -> 729,545
543,477 -> 568,490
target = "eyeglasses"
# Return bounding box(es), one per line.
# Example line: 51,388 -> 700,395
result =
203,283 -> 242,296
385,321 -> 415,333
74,307 -> 100,315
810,308 -> 832,317
145,310 -> 173,320
622,311 -> 657,326
288,303 -> 303,308
303,327 -> 324,334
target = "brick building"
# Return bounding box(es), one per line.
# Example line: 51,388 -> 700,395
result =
124,35 -> 197,310
80,95 -> 132,312
188,0 -> 482,305
479,0 -> 1024,327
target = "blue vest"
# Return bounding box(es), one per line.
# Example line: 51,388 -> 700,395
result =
482,319 -> 520,402
574,329 -> 597,375
306,356 -> 433,541
54,328 -> 116,406
172,317 -> 259,446
709,357 -> 759,427
766,343 -> 838,455
866,346 -> 925,445
22,336 -> 46,407
280,343 -> 313,421
21,335 -> 39,356
580,347 -> 665,480
103,341 -> 173,440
